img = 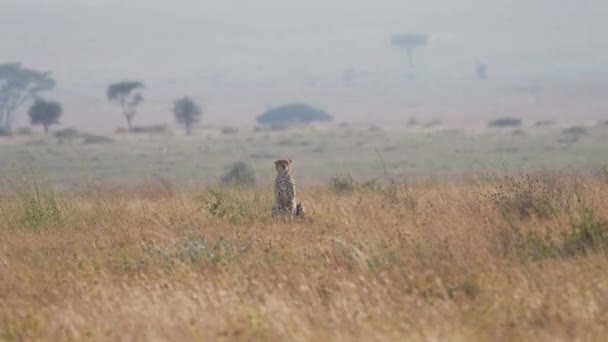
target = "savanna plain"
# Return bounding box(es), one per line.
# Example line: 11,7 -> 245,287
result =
2,124 -> 608,341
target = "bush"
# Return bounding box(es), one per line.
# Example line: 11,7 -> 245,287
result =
82,134 -> 114,144
54,128 -> 79,138
368,124 -> 383,132
221,162 -> 255,187
221,127 -> 239,134
328,175 -> 357,194
422,119 -> 442,128
562,126 -> 587,136
131,124 -> 169,134
116,125 -> 169,134
327,175 -> 381,194
561,210 -> 608,257
206,189 -> 262,225
13,176 -> 63,231
15,127 -> 33,135
485,174 -> 558,220
533,120 -> 554,127
488,117 -> 522,128
256,103 -> 333,126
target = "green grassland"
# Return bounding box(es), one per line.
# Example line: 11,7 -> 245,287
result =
1,123 -> 607,187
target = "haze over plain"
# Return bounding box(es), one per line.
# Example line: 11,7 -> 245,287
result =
2,0 -> 607,131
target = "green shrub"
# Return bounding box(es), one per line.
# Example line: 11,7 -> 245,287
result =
518,231 -> 559,261
13,177 -> 63,231
221,162 -> 255,187
207,189 -> 263,225
485,175 -> 558,220
327,175 -> 380,194
561,210 -> 608,257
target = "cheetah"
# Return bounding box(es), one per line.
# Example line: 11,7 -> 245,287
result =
272,159 -> 305,219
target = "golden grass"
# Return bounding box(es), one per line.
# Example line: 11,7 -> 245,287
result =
2,171 -> 608,341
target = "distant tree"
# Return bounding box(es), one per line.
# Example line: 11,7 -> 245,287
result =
342,69 -> 355,88
0,63 -> 55,135
390,32 -> 428,80
256,103 -> 333,126
107,81 -> 144,131
173,96 -> 202,135
28,99 -> 62,134
475,62 -> 488,80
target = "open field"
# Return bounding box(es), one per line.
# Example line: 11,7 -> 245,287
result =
2,123 -> 608,187
2,171 -> 608,340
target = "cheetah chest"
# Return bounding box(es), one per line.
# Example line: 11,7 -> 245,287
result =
276,177 -> 295,205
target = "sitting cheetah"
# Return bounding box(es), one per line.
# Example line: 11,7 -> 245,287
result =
272,159 -> 305,219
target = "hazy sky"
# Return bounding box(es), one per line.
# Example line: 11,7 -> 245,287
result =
2,0 -> 608,129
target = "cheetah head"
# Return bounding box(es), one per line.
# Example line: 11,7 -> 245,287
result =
274,159 -> 293,173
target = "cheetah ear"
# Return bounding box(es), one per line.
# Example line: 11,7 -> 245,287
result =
274,160 -> 280,165
288,159 -> 293,165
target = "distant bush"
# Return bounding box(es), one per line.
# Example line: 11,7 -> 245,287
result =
15,127 -> 33,135
54,128 -> 79,138
422,119 -> 442,128
131,124 -> 169,134
488,117 -> 522,128
327,175 -> 381,194
328,175 -> 357,194
512,129 -> 526,136
0,127 -> 12,137
82,134 -> 114,144
562,126 -> 587,136
116,125 -> 168,134
256,103 -> 333,126
253,124 -> 288,132
533,120 -> 554,127
221,162 -> 255,186
221,127 -> 239,134
368,124 -> 383,132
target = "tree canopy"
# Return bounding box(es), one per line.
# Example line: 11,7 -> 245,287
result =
390,32 -> 428,70
0,63 -> 55,134
28,99 -> 62,134
173,96 -> 202,135
391,32 -> 428,49
107,81 -> 145,131
256,103 -> 333,126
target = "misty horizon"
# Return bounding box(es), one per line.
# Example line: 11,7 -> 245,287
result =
2,0 -> 608,131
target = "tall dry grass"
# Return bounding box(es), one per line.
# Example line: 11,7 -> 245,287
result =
1,171 -> 608,341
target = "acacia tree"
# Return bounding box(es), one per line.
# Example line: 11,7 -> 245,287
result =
390,32 -> 428,79
173,96 -> 202,135
107,81 -> 144,131
28,99 -> 62,134
0,63 -> 55,134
